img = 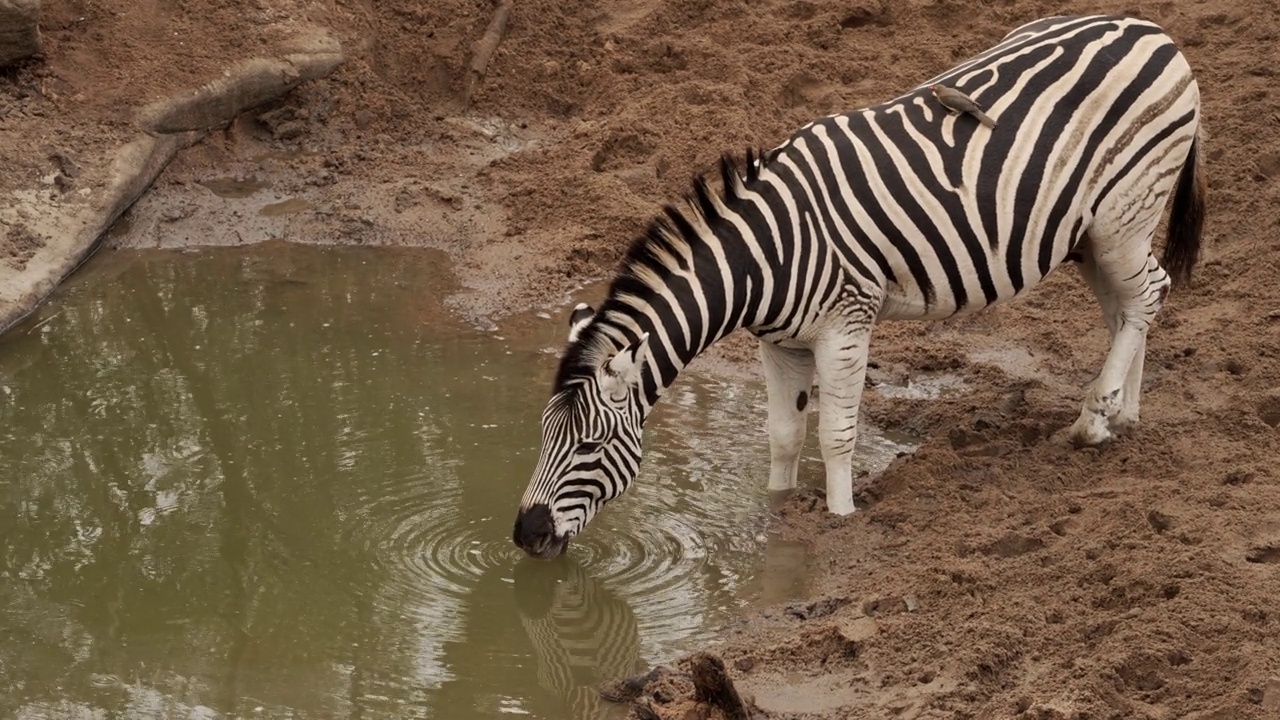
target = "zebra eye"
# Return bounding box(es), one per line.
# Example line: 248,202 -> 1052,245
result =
575,441 -> 603,455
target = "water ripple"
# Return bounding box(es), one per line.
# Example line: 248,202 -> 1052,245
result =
342,472 -> 525,630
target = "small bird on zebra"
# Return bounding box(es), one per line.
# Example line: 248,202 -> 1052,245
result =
930,84 -> 998,128
514,14 -> 1205,559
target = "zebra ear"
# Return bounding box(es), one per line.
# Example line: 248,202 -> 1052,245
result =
567,303 -> 593,343
601,333 -> 649,399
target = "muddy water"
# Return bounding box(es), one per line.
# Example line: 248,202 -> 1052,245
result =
0,245 -> 915,719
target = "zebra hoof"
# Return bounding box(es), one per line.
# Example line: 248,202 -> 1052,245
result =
1067,419 -> 1113,450
1109,414 -> 1140,436
826,498 -> 858,516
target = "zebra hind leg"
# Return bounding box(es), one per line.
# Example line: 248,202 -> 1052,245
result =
1068,245 -> 1171,448
1075,245 -> 1141,435
759,342 -> 816,492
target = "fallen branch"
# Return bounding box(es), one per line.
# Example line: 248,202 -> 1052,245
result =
459,0 -> 512,109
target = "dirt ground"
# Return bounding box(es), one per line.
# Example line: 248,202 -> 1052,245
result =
3,0 -> 1279,718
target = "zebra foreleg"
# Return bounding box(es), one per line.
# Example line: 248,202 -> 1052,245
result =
759,342 -> 816,492
813,325 -> 874,515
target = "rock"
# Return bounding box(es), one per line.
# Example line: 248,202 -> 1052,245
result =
305,170 -> 335,187
272,121 -> 307,141
52,152 -> 79,179
0,0 -> 41,67
633,699 -> 662,720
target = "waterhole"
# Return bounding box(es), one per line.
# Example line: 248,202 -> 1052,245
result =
0,244 -> 917,719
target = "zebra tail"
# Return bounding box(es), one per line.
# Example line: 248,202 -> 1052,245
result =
1162,130 -> 1206,288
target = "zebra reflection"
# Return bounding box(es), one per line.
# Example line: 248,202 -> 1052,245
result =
512,558 -> 646,718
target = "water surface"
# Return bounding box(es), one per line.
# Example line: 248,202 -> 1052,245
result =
0,244 -> 908,719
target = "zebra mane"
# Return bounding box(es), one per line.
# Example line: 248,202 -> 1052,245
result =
550,148 -> 768,394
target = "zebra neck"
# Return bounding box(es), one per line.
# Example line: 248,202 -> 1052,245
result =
592,259 -> 751,414
554,159 -> 771,415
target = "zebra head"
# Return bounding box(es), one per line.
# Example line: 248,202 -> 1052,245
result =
513,304 -> 649,559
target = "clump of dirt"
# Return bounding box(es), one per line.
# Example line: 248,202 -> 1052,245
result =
601,654 -> 763,720
3,0 -> 1280,718
3,223 -> 43,270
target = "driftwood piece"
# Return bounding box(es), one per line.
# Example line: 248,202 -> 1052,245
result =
0,0 -> 41,66
689,652 -> 753,720
459,0 -> 511,108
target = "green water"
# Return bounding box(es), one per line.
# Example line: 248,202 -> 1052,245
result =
0,244 -> 914,719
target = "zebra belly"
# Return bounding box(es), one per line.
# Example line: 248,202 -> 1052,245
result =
875,246 -> 1072,322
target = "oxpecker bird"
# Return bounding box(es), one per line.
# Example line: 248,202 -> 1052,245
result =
930,84 -> 997,128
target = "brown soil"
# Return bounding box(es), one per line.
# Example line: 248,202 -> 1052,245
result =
3,0 -> 1279,718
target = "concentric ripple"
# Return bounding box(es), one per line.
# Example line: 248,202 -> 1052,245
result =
334,370 -> 919,669
342,469 -> 526,624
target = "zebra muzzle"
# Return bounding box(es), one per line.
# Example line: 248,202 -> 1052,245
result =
513,503 -> 570,559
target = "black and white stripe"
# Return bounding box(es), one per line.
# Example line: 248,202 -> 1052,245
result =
514,14 -> 1204,553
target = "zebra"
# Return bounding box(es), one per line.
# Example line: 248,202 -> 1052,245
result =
513,14 -> 1205,559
